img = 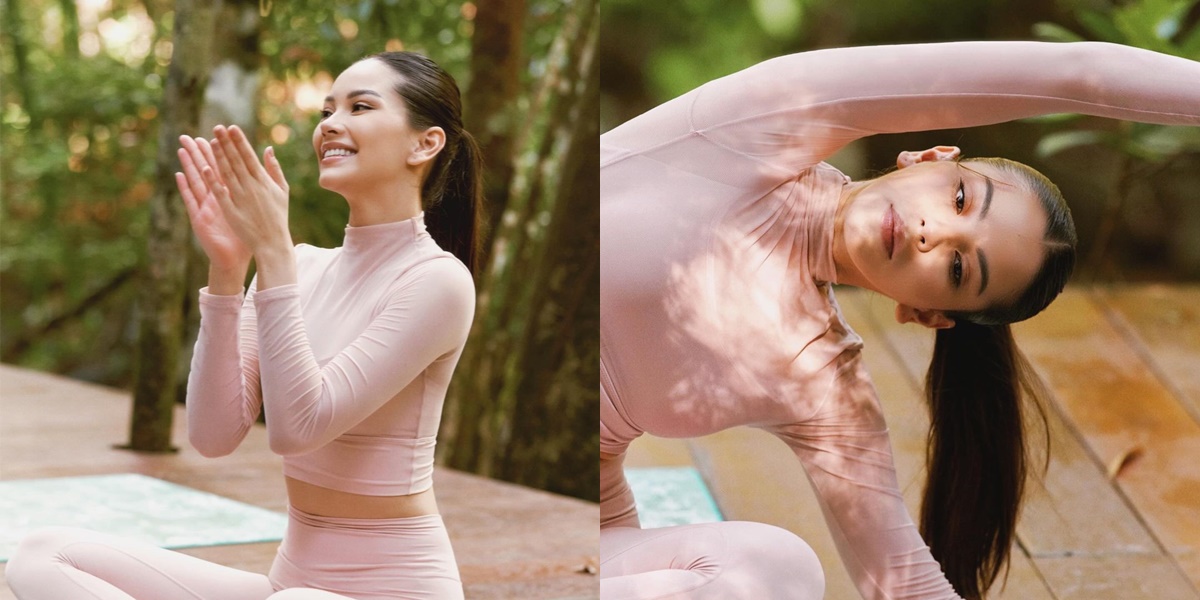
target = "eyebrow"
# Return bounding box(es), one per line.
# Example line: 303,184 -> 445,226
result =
323,89 -> 383,103
975,175 -> 993,296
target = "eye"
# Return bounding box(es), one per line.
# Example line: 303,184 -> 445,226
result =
319,108 -> 332,119
950,251 -> 963,288
352,102 -> 371,112
955,180 -> 966,214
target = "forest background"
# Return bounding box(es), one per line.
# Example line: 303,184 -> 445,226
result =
0,0 -> 599,502
601,0 -> 1200,282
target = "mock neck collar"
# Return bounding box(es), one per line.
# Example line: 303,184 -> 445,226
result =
342,212 -> 427,256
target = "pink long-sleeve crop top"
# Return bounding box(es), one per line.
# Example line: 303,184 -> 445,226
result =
186,212 -> 475,496
600,42 -> 1200,599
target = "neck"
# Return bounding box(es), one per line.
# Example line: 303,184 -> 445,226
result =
343,179 -> 424,227
831,178 -> 876,292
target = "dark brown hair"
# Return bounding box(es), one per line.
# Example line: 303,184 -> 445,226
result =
370,51 -> 484,273
921,157 -> 1074,598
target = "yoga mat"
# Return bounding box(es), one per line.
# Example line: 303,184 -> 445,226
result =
625,467 -> 724,529
0,473 -> 287,562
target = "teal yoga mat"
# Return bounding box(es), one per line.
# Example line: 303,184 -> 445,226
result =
625,467 -> 724,529
0,474 -> 287,562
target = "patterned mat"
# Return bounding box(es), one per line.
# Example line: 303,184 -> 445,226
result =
0,474 -> 286,562
625,467 -> 724,529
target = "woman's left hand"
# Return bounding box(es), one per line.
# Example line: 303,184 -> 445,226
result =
202,124 -> 293,256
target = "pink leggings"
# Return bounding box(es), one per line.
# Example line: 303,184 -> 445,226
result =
6,508 -> 463,600
599,523 -> 824,599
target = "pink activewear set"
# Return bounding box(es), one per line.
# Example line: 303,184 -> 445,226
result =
599,42 -> 1200,599
8,213 -> 475,599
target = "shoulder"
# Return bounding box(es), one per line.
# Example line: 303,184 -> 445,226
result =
393,254 -> 476,314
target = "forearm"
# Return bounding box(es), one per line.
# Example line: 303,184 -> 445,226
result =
187,291 -> 261,457
600,451 -> 641,529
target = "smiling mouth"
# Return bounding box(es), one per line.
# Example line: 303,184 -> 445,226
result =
321,148 -> 357,162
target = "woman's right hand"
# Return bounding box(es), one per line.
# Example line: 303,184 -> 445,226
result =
176,135 -> 252,273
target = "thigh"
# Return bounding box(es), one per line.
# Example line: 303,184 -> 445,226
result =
600,521 -> 824,600
7,526 -> 275,600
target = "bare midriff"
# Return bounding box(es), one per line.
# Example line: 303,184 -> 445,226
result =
285,476 -> 438,519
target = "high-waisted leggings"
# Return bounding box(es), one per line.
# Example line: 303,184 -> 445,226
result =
6,507 -> 463,600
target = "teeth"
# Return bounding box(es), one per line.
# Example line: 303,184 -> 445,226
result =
323,148 -> 356,158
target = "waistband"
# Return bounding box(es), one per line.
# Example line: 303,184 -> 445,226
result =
287,505 -> 445,534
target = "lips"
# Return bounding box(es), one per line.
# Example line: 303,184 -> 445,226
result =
882,206 -> 895,259
882,205 -> 907,259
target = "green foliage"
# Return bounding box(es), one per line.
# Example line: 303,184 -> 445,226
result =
1,0 -> 569,385
1033,0 -> 1200,162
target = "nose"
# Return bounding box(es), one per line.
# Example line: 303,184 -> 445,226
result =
916,217 -> 970,253
317,110 -> 346,138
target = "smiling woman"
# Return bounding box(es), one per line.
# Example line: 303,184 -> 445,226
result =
599,41 -> 1200,600
7,51 -> 480,600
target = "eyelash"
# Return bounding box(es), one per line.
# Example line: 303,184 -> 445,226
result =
319,102 -> 371,119
950,179 -> 965,287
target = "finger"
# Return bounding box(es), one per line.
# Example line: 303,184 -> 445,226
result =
210,134 -> 245,197
213,125 -> 252,186
177,143 -> 211,204
263,146 -> 289,192
175,171 -> 201,221
229,125 -> 270,181
202,164 -> 238,218
197,137 -> 220,178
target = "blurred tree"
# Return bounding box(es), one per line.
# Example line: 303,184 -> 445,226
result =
440,0 -> 599,501
127,0 -> 223,452
497,1 -> 599,498
465,0 -> 525,276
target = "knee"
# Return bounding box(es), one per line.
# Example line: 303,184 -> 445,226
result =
7,527 -> 84,588
727,522 -> 824,599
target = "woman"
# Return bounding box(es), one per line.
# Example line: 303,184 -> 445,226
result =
8,51 -> 481,599
599,41 -> 1199,599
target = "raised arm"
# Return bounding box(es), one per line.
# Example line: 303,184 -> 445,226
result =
252,259 -> 474,456
603,41 -> 1200,186
186,280 -> 263,457
764,351 -> 963,600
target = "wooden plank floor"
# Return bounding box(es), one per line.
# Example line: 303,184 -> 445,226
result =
625,285 -> 1200,600
0,365 -> 598,599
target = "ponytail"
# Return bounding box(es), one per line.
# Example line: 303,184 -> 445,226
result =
423,128 -> 484,274
369,50 -> 486,274
921,320 -> 1048,599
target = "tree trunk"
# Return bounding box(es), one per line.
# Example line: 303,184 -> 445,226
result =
441,0 -> 597,483
57,0 -> 80,59
127,0 -> 222,452
497,0 -> 599,500
464,0 -> 525,278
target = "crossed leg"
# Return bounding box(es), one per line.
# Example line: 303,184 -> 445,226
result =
6,527 -> 356,600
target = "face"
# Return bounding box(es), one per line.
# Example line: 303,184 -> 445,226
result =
834,149 -> 1048,325
312,59 -> 442,198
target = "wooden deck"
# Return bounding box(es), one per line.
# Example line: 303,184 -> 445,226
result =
625,285 -> 1200,600
0,365 -> 598,599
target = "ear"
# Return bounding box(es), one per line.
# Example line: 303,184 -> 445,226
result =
895,303 -> 956,329
896,145 -> 961,169
407,126 -> 446,167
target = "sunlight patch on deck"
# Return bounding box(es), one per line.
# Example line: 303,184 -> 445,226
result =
0,474 -> 286,562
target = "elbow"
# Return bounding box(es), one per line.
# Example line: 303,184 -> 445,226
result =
267,430 -> 319,457
188,432 -> 237,458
